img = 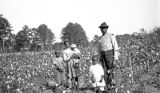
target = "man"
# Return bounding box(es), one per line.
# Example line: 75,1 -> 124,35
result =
98,22 -> 119,90
89,55 -> 105,93
62,42 -> 81,89
52,50 -> 65,86
62,40 -> 71,89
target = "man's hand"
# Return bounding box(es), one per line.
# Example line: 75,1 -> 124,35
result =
113,59 -> 120,68
114,51 -> 119,61
114,56 -> 119,61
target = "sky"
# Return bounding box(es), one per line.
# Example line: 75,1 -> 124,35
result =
0,0 -> 159,42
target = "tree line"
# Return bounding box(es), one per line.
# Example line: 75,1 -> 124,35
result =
0,15 -> 89,53
1,14 -> 160,53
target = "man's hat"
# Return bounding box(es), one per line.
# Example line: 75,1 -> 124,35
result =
99,22 -> 109,28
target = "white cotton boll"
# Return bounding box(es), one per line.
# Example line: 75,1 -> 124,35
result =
129,73 -> 132,77
7,76 -> 10,79
7,85 -> 10,89
55,84 -> 58,86
127,90 -> 131,93
16,89 -> 22,93
63,90 -> 66,93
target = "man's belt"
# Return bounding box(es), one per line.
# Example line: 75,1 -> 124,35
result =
100,48 -> 114,51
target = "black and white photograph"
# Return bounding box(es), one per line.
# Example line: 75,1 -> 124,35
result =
0,0 -> 159,93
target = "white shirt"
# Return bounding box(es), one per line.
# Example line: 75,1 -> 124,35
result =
89,64 -> 105,87
99,32 -> 119,59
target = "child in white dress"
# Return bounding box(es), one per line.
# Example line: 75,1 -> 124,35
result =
89,55 -> 106,93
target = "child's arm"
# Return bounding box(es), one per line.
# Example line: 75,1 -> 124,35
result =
89,67 -> 96,83
91,76 -> 96,83
99,75 -> 104,82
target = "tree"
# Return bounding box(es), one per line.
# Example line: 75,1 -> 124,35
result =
8,33 -> 16,52
29,28 -> 42,51
52,42 -> 64,50
37,24 -> 55,50
61,22 -> 89,47
91,35 -> 100,47
15,25 -> 31,51
0,14 -> 12,52
0,14 -> 12,37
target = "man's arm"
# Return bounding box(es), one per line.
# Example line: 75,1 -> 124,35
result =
111,35 -> 119,60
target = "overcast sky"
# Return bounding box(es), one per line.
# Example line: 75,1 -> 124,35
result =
0,0 -> 159,42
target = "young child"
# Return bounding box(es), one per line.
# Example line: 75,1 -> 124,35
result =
89,55 -> 106,93
53,50 -> 65,86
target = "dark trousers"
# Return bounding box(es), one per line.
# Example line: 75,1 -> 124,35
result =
100,50 -> 114,86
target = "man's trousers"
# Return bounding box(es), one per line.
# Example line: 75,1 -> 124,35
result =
100,50 -> 114,86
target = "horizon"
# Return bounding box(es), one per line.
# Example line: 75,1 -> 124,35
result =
0,0 -> 159,42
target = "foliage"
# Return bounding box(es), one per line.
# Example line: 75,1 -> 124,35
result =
0,24 -> 160,93
0,15 -> 12,52
15,24 -> 55,52
15,25 -> 31,51
29,28 -> 43,51
90,35 -> 100,47
115,27 -> 160,92
61,22 -> 89,47
0,14 -> 12,37
37,24 -> 55,50
52,42 -> 64,51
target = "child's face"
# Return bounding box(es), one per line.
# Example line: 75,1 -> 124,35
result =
92,55 -> 98,64
92,59 -> 97,65
55,52 -> 60,57
64,42 -> 70,48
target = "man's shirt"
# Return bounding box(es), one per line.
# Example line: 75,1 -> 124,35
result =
62,48 -> 73,61
99,32 -> 119,59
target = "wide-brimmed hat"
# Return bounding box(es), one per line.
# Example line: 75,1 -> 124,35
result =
99,22 -> 109,28
70,44 -> 77,48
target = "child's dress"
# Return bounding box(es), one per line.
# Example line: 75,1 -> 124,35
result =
89,63 -> 106,91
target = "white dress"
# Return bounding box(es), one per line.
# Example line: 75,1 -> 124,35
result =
89,64 -> 106,91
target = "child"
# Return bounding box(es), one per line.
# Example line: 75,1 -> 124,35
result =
53,50 -> 65,86
89,55 -> 106,93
